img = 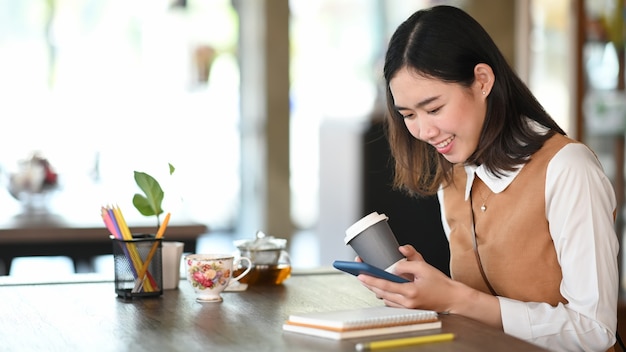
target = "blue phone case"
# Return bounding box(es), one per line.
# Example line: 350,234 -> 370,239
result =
332,260 -> 409,283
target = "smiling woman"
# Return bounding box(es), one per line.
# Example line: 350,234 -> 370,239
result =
389,65 -> 491,164
364,5 -> 620,351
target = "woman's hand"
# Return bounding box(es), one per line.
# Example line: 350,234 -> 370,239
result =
357,244 -> 457,312
357,244 -> 502,328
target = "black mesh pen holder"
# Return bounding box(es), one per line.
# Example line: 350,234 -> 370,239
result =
112,234 -> 163,298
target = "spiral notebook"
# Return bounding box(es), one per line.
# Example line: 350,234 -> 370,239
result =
282,306 -> 441,340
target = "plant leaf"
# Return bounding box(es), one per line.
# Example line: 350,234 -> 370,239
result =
132,194 -> 156,216
169,163 -> 175,175
133,171 -> 164,216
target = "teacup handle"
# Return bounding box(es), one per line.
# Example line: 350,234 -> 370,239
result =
232,256 -> 253,282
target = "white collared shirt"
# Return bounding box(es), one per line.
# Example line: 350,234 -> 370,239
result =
437,143 -> 619,351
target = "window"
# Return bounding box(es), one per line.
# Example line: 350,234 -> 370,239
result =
0,0 -> 240,228
527,0 -> 573,134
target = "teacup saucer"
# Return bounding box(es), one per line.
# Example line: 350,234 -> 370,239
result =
196,296 -> 223,303
225,281 -> 248,292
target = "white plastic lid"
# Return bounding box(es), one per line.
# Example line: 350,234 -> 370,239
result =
344,212 -> 388,244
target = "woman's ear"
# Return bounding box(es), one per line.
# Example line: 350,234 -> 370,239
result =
474,63 -> 494,97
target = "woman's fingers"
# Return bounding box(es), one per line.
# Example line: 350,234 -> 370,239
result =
399,244 -> 425,261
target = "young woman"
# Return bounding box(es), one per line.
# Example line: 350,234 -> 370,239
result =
357,5 -> 620,351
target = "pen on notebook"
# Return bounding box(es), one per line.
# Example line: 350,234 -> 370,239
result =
355,332 -> 455,351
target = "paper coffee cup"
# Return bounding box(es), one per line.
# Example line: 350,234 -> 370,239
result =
344,212 -> 404,271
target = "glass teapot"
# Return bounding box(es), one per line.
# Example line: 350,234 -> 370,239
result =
233,231 -> 291,285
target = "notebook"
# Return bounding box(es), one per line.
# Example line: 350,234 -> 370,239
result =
282,306 -> 441,340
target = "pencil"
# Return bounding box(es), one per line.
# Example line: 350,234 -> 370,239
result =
111,205 -> 156,291
133,212 -> 171,292
355,332 -> 454,351
101,207 -> 120,239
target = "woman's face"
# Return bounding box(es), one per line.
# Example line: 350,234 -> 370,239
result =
389,67 -> 488,164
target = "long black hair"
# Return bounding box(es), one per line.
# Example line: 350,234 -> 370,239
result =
384,5 -> 565,196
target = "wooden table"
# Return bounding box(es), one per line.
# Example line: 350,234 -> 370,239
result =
0,271 -> 549,351
0,211 -> 208,274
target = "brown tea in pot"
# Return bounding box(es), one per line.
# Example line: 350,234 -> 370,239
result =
233,231 -> 291,285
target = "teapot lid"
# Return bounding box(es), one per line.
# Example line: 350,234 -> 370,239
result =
234,230 -> 287,251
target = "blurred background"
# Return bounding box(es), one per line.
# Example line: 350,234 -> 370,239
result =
0,0 -> 624,277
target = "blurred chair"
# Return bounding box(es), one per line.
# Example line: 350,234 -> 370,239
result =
92,254 -> 115,276
10,256 -> 75,277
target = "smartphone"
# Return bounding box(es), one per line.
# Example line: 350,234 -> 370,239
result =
332,260 -> 410,283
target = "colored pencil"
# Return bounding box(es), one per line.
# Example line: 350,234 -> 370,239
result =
133,212 -> 171,292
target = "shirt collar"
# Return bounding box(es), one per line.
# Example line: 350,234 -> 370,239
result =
461,117 -> 544,200
462,163 -> 522,200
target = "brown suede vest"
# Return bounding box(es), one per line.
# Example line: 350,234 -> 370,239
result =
443,134 -> 570,306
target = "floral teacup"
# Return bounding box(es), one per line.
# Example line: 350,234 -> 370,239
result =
185,254 -> 252,302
